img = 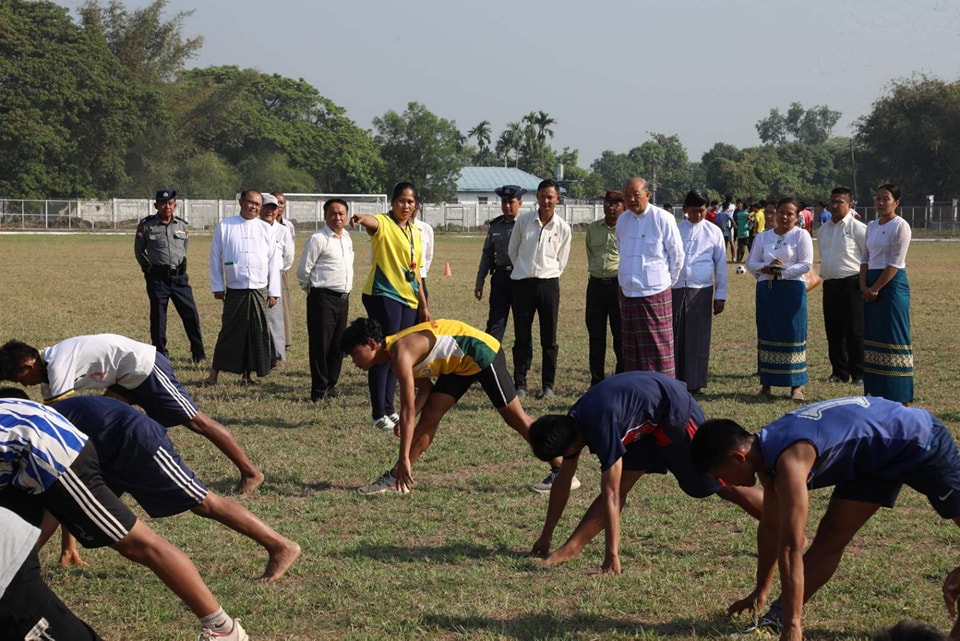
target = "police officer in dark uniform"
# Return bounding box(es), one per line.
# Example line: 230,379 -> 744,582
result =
474,185 -> 525,342
134,190 -> 205,362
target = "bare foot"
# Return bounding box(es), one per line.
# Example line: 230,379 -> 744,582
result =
544,544 -> 582,568
60,548 -> 89,567
234,470 -> 265,494
259,539 -> 301,583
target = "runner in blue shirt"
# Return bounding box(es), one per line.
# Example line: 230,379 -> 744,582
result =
527,371 -> 763,574
691,397 -> 960,641
46,395 -> 300,583
0,394 -> 250,641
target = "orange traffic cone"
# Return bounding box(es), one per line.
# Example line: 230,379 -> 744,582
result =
443,262 -> 452,277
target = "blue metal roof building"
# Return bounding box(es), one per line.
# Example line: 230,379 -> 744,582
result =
455,167 -> 544,203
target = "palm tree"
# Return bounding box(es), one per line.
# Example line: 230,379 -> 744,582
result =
533,110 -> 556,144
496,122 -> 523,168
468,120 -> 492,153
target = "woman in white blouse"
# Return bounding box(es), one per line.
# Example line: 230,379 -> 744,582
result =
859,183 -> 913,403
672,190 -> 727,393
746,197 -> 813,400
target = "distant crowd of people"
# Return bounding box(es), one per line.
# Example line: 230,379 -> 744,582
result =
0,177 -> 940,641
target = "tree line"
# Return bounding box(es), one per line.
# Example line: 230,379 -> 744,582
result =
1,0 -> 956,205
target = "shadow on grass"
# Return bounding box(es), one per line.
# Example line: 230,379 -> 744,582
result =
336,540 -> 525,563
421,611 -> 845,640
206,474 -> 331,496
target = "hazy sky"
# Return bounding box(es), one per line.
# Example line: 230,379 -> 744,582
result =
56,0 -> 960,168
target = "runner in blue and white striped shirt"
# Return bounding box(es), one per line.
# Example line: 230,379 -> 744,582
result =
0,397 -> 251,641
0,397 -> 86,494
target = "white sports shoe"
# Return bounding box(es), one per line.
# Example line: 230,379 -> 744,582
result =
198,619 -> 249,641
357,470 -> 401,495
372,415 -> 395,432
529,471 -> 581,494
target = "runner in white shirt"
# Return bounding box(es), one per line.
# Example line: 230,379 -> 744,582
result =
0,333 -> 265,494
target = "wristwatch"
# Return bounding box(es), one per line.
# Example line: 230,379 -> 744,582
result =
870,290 -> 879,297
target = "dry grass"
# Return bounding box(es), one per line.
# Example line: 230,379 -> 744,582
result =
1,231 -> 959,640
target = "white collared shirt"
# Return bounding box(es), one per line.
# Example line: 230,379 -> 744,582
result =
209,215 -> 281,297
507,209 -> 572,280
296,225 -> 354,293
616,204 -> 684,298
746,227 -> 813,281
818,212 -> 866,280
268,219 -> 295,272
862,216 -> 911,270
673,219 -> 727,299
415,218 -> 434,277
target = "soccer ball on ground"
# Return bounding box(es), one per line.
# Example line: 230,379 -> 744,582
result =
735,265 -> 746,274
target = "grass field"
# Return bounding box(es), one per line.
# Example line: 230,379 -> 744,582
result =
1,231 -> 959,641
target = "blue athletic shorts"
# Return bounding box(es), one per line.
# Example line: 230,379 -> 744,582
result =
109,352 -> 199,427
620,418 -> 722,498
105,442 -> 208,518
832,417 -> 960,518
430,349 -> 516,409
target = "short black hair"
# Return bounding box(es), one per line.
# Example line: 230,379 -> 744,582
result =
0,340 -> 39,381
877,183 -> 901,201
777,197 -> 801,212
830,187 -> 853,201
323,198 -> 349,214
537,179 -> 561,195
391,182 -> 419,204
873,621 -> 949,641
528,414 -> 580,462
683,190 -> 707,208
340,318 -> 384,355
0,386 -> 29,399
690,418 -> 753,473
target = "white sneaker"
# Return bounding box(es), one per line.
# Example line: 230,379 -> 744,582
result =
529,471 -> 581,494
198,619 -> 248,641
372,415 -> 395,432
388,411 -> 400,424
357,470 -> 400,495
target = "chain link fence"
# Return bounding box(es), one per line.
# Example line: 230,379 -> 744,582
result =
2,198 -> 959,236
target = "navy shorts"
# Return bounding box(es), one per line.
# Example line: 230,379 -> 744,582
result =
41,443 -> 137,548
109,352 -> 199,427
833,417 -> 960,518
621,418 -> 722,499
431,349 -> 516,409
105,443 -> 208,518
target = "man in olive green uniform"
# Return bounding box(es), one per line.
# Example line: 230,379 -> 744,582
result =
585,190 -> 625,386
134,189 -> 205,362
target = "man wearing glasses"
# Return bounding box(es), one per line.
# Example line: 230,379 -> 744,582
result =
585,190 -> 625,386
206,189 -> 282,385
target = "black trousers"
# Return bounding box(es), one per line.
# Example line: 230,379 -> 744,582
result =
822,275 -> 865,381
306,288 -> 349,399
485,269 -> 514,342
510,277 -> 559,389
585,277 -> 623,385
0,548 -> 103,640
145,271 -> 205,359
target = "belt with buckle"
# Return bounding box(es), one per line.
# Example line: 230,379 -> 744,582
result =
590,276 -> 618,285
312,287 -> 349,299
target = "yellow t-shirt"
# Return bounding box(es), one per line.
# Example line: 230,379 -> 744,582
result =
363,213 -> 423,308
386,319 -> 500,377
